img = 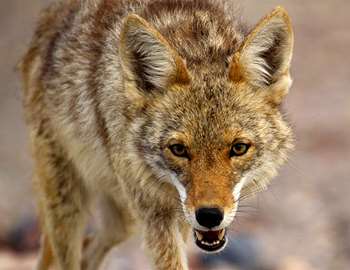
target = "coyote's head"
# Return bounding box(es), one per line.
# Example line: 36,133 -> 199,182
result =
119,6 -> 294,252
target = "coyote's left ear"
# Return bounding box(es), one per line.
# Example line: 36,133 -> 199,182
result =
119,14 -> 190,96
229,7 -> 294,104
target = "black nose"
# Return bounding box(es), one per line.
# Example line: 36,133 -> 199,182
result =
195,207 -> 224,228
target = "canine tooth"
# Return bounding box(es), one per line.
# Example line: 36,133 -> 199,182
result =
195,231 -> 203,241
218,229 -> 225,240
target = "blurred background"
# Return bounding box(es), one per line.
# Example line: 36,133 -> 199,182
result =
1,0 -> 349,269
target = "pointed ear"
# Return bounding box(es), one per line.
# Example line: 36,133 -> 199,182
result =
229,6 -> 294,101
119,14 -> 190,94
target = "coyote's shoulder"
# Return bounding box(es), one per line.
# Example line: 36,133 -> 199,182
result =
20,1 -> 294,269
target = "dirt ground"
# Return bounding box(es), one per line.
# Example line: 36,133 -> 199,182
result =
0,0 -> 349,269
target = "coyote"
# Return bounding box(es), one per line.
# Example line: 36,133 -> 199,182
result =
20,0 -> 294,269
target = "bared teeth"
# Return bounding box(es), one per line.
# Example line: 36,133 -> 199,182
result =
195,230 -> 203,241
218,229 -> 225,240
199,240 -> 221,246
194,228 -> 227,251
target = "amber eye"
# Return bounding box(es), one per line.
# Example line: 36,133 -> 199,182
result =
230,142 -> 251,157
169,144 -> 188,158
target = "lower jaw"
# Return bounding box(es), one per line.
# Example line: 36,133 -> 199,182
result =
193,228 -> 227,253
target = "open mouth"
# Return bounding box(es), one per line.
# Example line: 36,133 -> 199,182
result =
193,228 -> 227,252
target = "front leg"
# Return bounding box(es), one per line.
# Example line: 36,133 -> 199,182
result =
144,217 -> 188,270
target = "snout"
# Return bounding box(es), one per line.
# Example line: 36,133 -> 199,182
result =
192,206 -> 228,253
195,207 -> 223,229
182,171 -> 237,252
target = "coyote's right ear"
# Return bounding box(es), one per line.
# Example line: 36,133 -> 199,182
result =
229,7 -> 294,103
119,14 -> 190,96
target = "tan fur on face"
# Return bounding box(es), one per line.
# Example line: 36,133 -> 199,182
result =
166,130 -> 256,214
186,151 -> 235,213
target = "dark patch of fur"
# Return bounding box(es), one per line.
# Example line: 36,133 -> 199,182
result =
258,30 -> 285,85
